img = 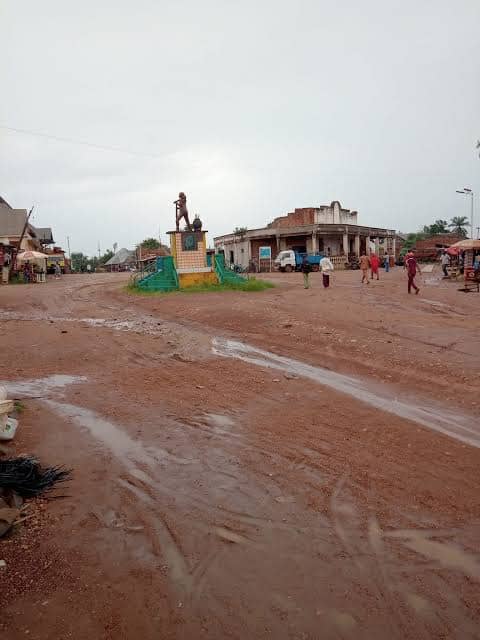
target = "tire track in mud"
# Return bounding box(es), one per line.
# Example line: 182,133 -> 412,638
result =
3,373 -> 480,637
328,475 -> 480,640
37,397 -> 300,608
47,395 -> 480,637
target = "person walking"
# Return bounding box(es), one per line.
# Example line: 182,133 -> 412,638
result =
320,255 -> 334,288
370,253 -> 380,280
301,255 -> 312,289
405,251 -> 421,294
383,253 -> 390,273
22,261 -> 31,284
359,253 -> 370,284
441,250 -> 450,277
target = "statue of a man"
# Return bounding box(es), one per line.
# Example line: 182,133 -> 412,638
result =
174,192 -> 192,232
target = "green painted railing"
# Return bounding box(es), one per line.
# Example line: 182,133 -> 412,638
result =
136,255 -> 179,291
214,254 -> 246,284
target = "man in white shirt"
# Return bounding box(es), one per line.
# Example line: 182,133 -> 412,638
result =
320,256 -> 334,288
441,251 -> 450,277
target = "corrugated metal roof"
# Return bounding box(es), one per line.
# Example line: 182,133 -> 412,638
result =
0,196 -> 12,208
33,227 -> 54,243
0,205 -> 28,236
104,248 -> 135,266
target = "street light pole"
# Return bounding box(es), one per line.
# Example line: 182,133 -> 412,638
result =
456,188 -> 474,238
464,188 -> 474,239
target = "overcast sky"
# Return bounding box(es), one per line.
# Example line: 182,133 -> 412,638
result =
1,0 -> 479,255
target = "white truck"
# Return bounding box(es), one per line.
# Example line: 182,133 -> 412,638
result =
274,250 -> 322,272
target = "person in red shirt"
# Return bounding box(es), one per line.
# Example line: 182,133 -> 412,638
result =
405,251 -> 421,294
370,253 -> 380,280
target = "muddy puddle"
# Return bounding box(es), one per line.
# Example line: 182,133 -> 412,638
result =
45,400 -> 198,467
1,374 -> 87,398
0,310 -> 170,335
212,337 -> 480,448
0,310 -> 211,360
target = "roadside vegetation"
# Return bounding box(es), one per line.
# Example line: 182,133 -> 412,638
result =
125,278 -> 274,296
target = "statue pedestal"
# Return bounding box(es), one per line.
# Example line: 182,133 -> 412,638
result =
167,231 -> 218,288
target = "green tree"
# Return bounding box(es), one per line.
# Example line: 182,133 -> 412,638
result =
403,231 -> 426,251
71,252 -> 89,272
140,237 -> 161,250
99,249 -> 114,264
234,226 -> 247,235
449,216 -> 469,237
422,219 -> 449,235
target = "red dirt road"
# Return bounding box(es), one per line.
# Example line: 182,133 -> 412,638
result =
1,269 -> 479,639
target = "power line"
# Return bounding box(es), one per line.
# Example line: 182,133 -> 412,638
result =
0,124 -> 163,158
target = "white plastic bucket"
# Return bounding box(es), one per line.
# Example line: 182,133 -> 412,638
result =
0,387 -> 17,441
0,416 -> 18,441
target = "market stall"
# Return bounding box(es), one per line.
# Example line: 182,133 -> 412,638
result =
16,250 -> 48,283
449,239 -> 480,292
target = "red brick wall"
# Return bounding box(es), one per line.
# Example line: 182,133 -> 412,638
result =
415,234 -> 462,250
269,208 -> 316,228
414,233 -> 462,259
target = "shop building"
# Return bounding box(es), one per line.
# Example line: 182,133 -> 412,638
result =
214,201 -> 397,270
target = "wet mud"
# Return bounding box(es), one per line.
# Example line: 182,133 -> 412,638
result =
1,272 -> 479,640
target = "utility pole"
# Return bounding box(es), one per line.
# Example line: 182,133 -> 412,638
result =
98,242 -> 101,259
464,188 -> 474,239
66,236 -> 71,259
456,188 -> 474,238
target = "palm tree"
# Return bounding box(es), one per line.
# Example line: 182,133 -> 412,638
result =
449,216 -> 470,237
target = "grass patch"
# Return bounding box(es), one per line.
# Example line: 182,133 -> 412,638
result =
7,276 -> 27,285
14,401 -> 25,414
125,278 -> 274,296
125,283 -> 162,296
183,278 -> 274,293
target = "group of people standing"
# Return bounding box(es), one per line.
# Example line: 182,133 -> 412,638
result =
301,255 -> 334,289
359,253 -> 378,284
21,260 -> 61,283
301,250 -> 421,295
360,251 -> 420,293
359,253 -> 392,283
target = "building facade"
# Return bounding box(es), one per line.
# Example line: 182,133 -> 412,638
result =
0,200 -> 41,252
214,201 -> 396,270
0,195 -> 63,282
104,248 -> 137,272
